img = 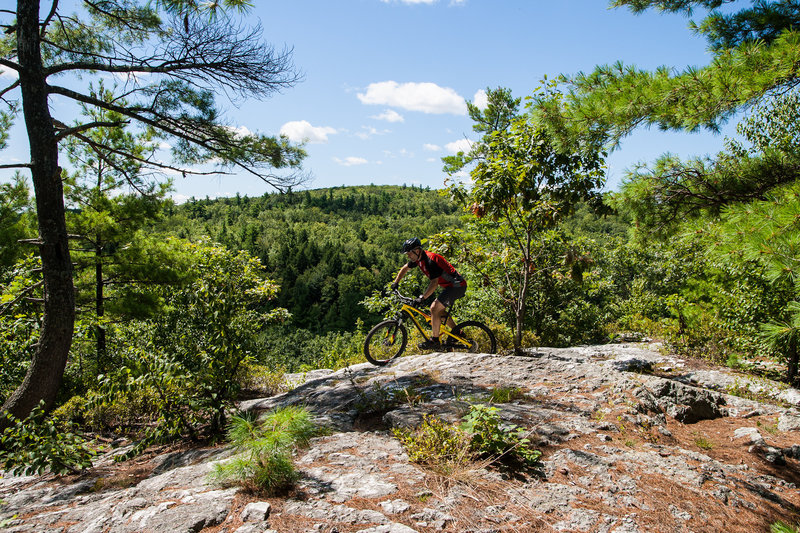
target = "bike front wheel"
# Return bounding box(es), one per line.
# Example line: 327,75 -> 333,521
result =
449,321 -> 497,354
364,320 -> 408,365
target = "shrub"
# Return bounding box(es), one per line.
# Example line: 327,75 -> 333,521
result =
256,326 -> 366,372
393,414 -> 475,476
236,362 -> 289,397
490,323 -> 539,352
210,406 -> 316,494
460,404 -> 541,467
316,326 -> 367,370
394,404 -> 542,475
78,241 -> 291,458
0,256 -> 42,404
0,402 -> 95,476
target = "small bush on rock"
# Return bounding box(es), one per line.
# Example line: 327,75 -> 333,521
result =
772,521 -> 800,533
210,406 -> 316,494
394,404 -> 542,476
393,414 -> 474,476
461,404 -> 542,467
489,386 -> 526,404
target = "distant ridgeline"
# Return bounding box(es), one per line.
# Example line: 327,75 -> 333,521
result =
162,185 -> 462,332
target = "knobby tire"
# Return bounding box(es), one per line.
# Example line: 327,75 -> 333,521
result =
364,320 -> 408,365
450,321 -> 496,354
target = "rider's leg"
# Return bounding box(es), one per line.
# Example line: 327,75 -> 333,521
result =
430,299 -> 447,339
436,286 -> 465,333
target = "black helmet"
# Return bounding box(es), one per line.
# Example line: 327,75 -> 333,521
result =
401,237 -> 422,254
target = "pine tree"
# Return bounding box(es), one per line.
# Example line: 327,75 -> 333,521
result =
0,0 -> 306,425
538,1 -> 800,382
63,84 -> 180,370
537,1 -> 800,148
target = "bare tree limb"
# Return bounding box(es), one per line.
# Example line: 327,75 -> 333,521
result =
48,83 -> 307,190
40,0 -> 59,38
54,119 -> 127,142
0,281 -> 44,317
0,60 -> 19,73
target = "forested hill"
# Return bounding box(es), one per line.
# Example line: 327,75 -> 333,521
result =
159,185 -> 462,332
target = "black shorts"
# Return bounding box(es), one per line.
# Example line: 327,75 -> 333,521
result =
436,284 -> 467,308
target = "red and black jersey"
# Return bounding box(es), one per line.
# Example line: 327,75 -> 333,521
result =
407,251 -> 466,288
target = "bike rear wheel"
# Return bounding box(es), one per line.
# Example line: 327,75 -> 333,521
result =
449,321 -> 497,354
364,320 -> 408,365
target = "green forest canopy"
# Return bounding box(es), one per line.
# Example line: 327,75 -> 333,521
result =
161,184 -> 463,331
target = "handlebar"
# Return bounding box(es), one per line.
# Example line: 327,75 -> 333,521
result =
391,288 -> 419,307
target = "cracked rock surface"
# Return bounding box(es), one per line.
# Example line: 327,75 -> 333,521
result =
2,343 -> 799,532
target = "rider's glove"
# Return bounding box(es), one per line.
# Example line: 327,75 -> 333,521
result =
390,282 -> 399,291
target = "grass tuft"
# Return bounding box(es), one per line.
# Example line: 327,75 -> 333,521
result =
772,522 -> 800,533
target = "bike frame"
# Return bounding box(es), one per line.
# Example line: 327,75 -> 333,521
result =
392,294 -> 471,347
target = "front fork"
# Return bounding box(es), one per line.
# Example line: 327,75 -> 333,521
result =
388,313 -> 406,343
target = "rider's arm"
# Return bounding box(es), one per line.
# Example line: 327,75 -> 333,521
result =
393,264 -> 411,286
421,278 -> 439,299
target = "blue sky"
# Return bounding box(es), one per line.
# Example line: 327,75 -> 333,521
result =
1,0 -> 738,202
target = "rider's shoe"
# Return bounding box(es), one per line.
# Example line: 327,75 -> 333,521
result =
418,338 -> 440,350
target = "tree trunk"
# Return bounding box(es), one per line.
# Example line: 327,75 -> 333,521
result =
95,240 -> 107,367
788,336 -> 798,388
514,261 -> 530,352
1,0 -> 75,429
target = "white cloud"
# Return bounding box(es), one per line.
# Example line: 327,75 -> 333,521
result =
355,126 -> 389,140
357,81 -> 467,115
0,155 -> 23,165
334,156 -> 368,166
423,143 -> 441,151
371,109 -> 405,123
472,89 -> 488,110
451,169 -> 472,183
380,149 -> 415,159
226,125 -> 252,138
280,120 -> 337,143
445,139 -> 473,154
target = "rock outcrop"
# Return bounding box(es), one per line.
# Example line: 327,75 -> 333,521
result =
2,343 -> 799,532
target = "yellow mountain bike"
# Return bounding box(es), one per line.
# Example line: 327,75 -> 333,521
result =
363,289 -> 497,366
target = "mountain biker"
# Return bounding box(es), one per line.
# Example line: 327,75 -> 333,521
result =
391,237 -> 466,349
